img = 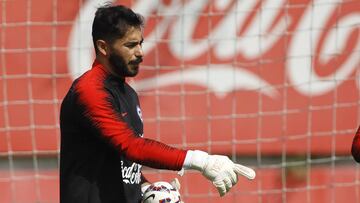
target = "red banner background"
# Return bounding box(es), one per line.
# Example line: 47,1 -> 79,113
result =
0,1 -> 359,203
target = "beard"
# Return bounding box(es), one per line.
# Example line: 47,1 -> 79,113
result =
108,53 -> 141,78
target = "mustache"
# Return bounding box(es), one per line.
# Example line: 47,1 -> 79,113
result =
129,57 -> 143,65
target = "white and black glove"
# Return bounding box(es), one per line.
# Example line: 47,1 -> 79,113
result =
182,150 -> 256,197
170,178 -> 181,191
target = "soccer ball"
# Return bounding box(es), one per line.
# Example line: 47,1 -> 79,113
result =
142,181 -> 181,203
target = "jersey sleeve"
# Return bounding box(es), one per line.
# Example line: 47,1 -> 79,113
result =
74,71 -> 187,170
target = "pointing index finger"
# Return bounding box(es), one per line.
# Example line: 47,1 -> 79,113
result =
233,164 -> 256,180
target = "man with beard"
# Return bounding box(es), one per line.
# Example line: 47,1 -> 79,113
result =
60,4 -> 256,203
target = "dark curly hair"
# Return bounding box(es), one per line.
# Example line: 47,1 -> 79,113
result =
92,4 -> 144,54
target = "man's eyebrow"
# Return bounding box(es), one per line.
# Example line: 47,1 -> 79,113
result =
125,38 -> 144,44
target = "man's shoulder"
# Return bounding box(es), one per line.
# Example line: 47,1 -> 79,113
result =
74,67 -> 109,90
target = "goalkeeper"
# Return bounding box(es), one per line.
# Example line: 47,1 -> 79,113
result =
60,4 -> 255,203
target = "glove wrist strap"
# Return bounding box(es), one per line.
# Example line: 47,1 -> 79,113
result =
182,150 -> 209,171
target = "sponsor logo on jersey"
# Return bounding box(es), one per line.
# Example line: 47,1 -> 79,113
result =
121,161 -> 142,184
136,105 -> 143,122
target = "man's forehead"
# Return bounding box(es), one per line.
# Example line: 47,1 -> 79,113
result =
120,27 -> 143,42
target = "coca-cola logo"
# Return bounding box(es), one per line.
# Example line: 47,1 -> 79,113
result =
121,161 -> 142,184
68,0 -> 359,97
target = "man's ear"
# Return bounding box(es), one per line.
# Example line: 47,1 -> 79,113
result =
96,40 -> 109,56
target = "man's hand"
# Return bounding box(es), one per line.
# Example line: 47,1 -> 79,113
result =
170,178 -> 181,191
183,150 -> 256,196
170,178 -> 184,203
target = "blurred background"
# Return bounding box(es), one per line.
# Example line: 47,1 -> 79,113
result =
0,0 -> 359,202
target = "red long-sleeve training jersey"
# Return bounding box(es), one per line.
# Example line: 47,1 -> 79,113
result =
60,61 -> 187,203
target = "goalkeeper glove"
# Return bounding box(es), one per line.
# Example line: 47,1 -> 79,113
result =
170,178 -> 181,191
182,150 -> 256,197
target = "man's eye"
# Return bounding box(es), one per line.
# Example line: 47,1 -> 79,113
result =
126,44 -> 137,48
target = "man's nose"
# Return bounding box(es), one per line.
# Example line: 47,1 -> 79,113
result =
135,45 -> 143,57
